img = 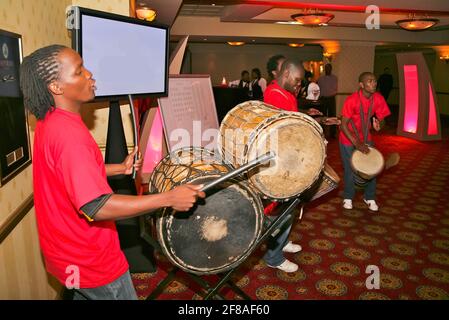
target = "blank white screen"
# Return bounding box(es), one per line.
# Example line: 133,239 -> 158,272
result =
81,14 -> 167,97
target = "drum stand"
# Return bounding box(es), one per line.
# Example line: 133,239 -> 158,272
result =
140,197 -> 302,300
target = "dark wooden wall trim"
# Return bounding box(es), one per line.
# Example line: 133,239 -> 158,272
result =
0,194 -> 34,244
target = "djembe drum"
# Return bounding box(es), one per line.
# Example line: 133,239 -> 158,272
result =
351,147 -> 385,187
149,147 -> 264,275
218,100 -> 327,201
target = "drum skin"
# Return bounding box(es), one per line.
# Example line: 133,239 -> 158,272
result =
149,147 -> 264,275
351,147 -> 385,186
218,100 -> 327,201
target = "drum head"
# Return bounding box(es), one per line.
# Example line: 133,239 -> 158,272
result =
157,176 -> 263,275
247,117 -> 326,200
351,147 -> 385,178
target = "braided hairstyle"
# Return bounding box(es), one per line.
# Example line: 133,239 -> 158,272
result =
20,45 -> 67,119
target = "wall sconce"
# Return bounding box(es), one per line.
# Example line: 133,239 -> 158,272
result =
323,52 -> 333,62
440,55 -> 449,64
136,6 -> 157,21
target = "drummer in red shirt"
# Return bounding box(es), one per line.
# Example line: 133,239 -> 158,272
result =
339,72 -> 391,212
20,45 -> 205,300
262,59 -> 320,273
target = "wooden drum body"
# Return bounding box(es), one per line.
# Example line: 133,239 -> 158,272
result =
149,147 -> 264,275
308,163 -> 340,201
218,100 -> 327,201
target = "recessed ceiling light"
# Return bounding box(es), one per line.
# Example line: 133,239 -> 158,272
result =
288,43 -> 304,48
276,21 -> 301,25
227,41 -> 245,46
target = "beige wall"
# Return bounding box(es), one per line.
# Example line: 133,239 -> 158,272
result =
0,209 -> 61,299
0,0 -> 72,300
0,0 -> 131,300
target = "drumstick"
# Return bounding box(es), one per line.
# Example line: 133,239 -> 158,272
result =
200,152 -> 276,193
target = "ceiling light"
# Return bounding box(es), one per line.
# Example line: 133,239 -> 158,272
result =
227,41 -> 245,46
291,13 -> 334,27
288,43 -> 304,48
396,17 -> 439,31
276,21 -> 301,25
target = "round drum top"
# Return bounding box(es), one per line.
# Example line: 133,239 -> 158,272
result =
351,147 -> 385,176
247,117 -> 326,200
158,177 -> 263,275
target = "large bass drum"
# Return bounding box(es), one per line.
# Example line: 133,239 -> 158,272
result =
149,147 -> 264,275
218,100 -> 327,201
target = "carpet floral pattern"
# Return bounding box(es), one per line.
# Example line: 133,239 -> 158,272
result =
132,130 -> 449,300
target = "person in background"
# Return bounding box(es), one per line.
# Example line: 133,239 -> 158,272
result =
306,82 -> 320,101
20,45 -> 205,300
250,67 -> 267,100
299,70 -> 314,98
339,72 -> 391,212
377,67 -> 393,102
317,63 -> 338,138
229,70 -> 250,89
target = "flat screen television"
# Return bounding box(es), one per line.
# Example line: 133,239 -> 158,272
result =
70,7 -> 169,100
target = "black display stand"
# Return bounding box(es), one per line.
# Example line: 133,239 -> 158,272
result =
142,197 -> 302,300
105,100 -> 156,273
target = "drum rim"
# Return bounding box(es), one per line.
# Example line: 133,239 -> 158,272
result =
149,146 -> 233,193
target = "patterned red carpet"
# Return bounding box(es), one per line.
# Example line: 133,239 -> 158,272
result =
132,126 -> 449,300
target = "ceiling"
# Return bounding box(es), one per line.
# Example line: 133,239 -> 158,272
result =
135,0 -> 449,47
179,0 -> 449,30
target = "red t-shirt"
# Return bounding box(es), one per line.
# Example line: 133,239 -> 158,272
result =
263,80 -> 298,112
339,90 -> 391,146
33,108 -> 128,288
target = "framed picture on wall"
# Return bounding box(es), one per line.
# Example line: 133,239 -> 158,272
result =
0,29 -> 31,186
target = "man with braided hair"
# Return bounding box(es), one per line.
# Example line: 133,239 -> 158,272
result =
20,45 -> 205,299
